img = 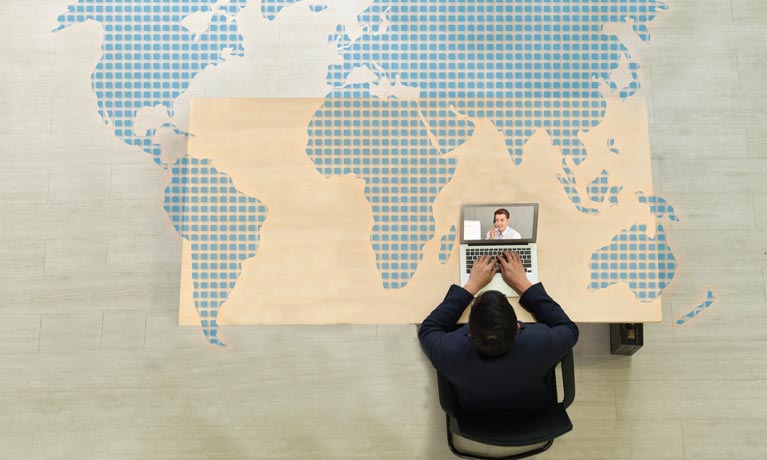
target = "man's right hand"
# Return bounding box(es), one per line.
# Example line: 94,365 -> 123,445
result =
498,251 -> 533,295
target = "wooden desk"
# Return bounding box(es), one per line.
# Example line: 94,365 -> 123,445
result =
179,98 -> 665,326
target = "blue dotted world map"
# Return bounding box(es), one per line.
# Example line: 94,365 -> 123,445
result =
55,0 -> 675,344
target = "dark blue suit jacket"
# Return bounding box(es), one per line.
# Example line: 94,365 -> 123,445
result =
419,283 -> 579,417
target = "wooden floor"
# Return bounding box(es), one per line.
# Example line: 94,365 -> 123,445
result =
1,0 -> 766,458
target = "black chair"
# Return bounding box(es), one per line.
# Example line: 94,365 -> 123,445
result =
437,350 -> 576,460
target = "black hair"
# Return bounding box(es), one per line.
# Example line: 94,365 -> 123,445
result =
493,208 -> 510,220
468,290 -> 518,357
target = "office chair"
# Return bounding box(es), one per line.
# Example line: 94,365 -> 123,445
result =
437,350 -> 575,460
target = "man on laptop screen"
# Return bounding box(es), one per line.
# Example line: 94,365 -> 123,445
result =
486,207 -> 522,240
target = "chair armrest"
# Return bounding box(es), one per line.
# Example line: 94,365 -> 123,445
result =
559,350 -> 576,409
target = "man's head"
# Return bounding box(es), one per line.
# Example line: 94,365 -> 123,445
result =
493,208 -> 510,232
468,290 -> 518,357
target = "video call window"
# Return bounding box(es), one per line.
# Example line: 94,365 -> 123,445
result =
462,204 -> 536,242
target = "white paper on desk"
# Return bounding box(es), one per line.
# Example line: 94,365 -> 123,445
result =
464,220 -> 481,240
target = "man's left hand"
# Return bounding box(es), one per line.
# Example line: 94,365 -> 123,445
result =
463,255 -> 498,295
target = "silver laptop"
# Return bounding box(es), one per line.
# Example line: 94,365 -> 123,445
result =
459,203 -> 540,297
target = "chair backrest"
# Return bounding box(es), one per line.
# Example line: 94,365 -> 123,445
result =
437,350 -> 576,459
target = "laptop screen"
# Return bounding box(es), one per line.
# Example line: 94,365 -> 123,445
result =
460,203 -> 538,244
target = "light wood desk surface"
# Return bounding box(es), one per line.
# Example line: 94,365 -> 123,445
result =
179,98 -> 667,325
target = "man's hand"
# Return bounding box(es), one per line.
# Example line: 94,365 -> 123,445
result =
463,255 -> 498,295
498,251 -> 533,295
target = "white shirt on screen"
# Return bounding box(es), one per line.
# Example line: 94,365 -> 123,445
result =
486,227 -> 522,240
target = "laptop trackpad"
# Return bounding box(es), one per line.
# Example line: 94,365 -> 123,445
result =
477,274 -> 518,298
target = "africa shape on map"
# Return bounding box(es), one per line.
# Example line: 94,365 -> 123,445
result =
56,0 -> 675,344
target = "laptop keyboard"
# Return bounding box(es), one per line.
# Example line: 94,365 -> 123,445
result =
466,247 -> 532,274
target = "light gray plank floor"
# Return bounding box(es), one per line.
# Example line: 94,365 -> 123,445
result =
1,0 -> 766,459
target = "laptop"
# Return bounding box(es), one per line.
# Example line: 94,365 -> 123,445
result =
459,203 -> 540,297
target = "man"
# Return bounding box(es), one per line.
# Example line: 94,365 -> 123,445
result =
418,252 -> 578,418
486,208 -> 522,240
